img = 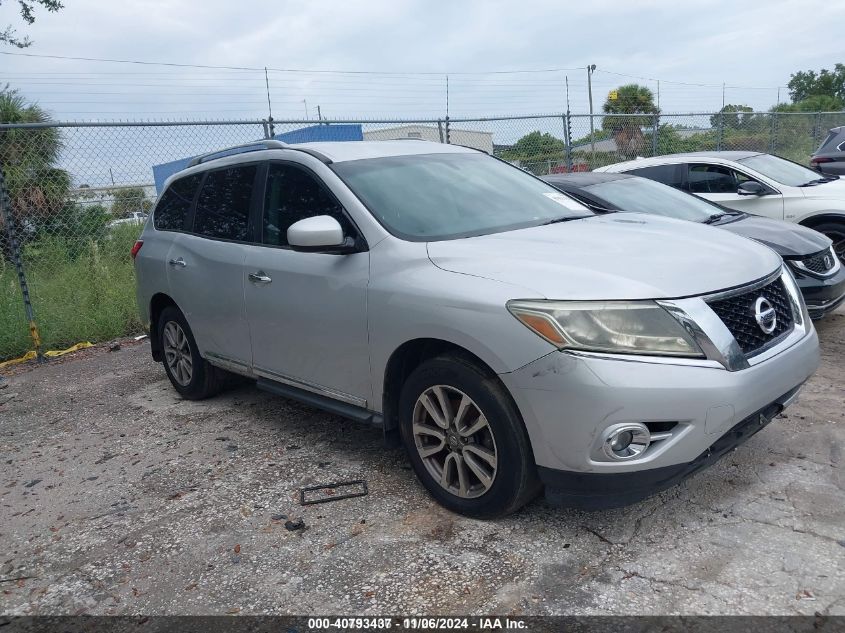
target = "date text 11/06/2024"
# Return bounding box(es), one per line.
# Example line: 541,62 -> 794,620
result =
307,617 -> 528,629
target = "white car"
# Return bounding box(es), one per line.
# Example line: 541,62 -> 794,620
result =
108,211 -> 149,228
596,151 -> 845,263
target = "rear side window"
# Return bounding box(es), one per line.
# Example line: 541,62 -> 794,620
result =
626,164 -> 683,189
193,165 -> 257,242
817,132 -> 838,152
262,163 -> 351,247
154,174 -> 202,231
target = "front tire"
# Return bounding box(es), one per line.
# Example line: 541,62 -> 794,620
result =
158,305 -> 224,400
398,354 -> 540,519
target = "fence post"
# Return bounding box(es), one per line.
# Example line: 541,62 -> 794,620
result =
563,113 -> 573,172
437,119 -> 444,143
813,112 -> 822,148
651,113 -> 660,156
716,112 -> 724,151
0,162 -> 44,363
770,112 -> 778,154
444,116 -> 451,144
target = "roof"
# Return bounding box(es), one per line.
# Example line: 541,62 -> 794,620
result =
542,172 -> 632,187
294,139 -> 476,162
160,140 -> 479,191
597,150 -> 765,172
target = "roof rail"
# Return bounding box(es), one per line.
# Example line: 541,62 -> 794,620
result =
187,140 -> 288,167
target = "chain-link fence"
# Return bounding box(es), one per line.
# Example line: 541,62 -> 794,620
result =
2,111 -> 844,360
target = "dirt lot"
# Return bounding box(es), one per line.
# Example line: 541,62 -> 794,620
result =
1,309 -> 844,616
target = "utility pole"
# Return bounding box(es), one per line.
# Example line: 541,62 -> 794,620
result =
302,99 -> 309,120
317,105 -> 322,122
587,64 -> 596,158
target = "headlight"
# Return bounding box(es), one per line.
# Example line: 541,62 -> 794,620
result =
507,300 -> 704,357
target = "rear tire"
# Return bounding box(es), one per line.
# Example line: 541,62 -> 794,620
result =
158,305 -> 224,400
398,354 -> 540,519
811,221 -> 845,264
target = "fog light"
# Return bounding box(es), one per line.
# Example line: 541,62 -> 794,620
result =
602,423 -> 651,461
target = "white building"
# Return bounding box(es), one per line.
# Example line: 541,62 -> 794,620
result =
363,124 -> 494,154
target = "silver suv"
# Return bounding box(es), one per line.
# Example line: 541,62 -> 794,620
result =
133,140 -> 820,518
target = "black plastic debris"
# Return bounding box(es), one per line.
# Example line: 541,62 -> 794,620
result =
300,480 -> 368,506
284,518 -> 305,531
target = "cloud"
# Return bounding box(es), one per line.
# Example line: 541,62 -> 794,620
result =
3,0 -> 844,119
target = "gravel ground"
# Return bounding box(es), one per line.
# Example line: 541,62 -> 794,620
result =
1,309 -> 844,616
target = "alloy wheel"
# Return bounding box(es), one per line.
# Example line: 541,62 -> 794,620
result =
162,321 -> 193,386
411,385 -> 498,499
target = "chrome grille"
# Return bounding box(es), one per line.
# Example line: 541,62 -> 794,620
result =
707,277 -> 794,356
798,247 -> 836,275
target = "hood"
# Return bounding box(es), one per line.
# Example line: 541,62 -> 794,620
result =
427,214 -> 782,300
799,179 -> 845,202
718,215 -> 832,257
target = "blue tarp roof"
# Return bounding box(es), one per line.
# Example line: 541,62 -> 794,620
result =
151,124 -> 363,194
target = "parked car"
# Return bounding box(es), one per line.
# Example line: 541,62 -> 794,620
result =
595,151 -> 845,264
109,211 -> 148,228
133,140 -> 819,518
811,126 -> 845,176
543,172 -> 845,319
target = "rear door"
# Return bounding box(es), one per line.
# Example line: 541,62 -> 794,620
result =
166,163 -> 261,368
243,160 -> 371,406
682,162 -> 785,219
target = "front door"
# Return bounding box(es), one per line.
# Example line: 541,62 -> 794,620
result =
244,161 -> 371,406
685,163 -> 785,220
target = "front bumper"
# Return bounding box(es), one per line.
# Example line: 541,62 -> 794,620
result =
499,323 -> 820,508
538,387 -> 799,509
793,265 -> 845,319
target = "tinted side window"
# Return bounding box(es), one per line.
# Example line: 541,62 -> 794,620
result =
263,164 -> 352,247
193,165 -> 257,241
153,174 -> 202,231
626,164 -> 682,188
686,164 -> 753,194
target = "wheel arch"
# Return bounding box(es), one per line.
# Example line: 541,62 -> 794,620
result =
381,338 -> 500,433
148,293 -> 179,362
798,211 -> 845,229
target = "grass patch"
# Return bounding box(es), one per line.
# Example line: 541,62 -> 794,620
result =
0,224 -> 144,361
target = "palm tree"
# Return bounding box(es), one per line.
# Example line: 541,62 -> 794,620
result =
0,85 -> 70,236
601,84 -> 659,158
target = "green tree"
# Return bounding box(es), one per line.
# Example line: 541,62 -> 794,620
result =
500,131 -> 565,175
111,187 -> 152,217
601,84 -> 659,157
0,85 -> 70,233
787,64 -> 845,103
710,104 -> 754,130
1,0 -> 63,48
772,94 -> 845,113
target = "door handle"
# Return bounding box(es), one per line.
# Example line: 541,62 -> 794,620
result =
168,257 -> 186,268
248,271 -> 272,284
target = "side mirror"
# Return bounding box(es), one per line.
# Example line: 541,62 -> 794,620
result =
287,215 -> 357,254
737,181 -> 766,196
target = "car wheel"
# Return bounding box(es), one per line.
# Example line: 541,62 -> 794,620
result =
158,305 -> 224,400
812,221 -> 845,264
398,354 -> 540,519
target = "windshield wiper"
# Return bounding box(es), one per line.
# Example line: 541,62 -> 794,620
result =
799,177 -> 838,186
703,213 -> 727,224
541,215 -> 593,225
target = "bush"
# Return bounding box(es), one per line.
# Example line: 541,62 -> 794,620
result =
0,223 -> 144,360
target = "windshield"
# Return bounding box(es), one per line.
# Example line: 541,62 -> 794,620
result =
332,152 -> 592,241
583,177 -> 725,222
737,154 -> 824,186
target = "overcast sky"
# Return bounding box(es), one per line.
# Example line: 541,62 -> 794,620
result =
1,0 -> 843,123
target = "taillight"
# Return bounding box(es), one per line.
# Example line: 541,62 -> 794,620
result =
131,240 -> 144,259
811,157 -> 833,164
